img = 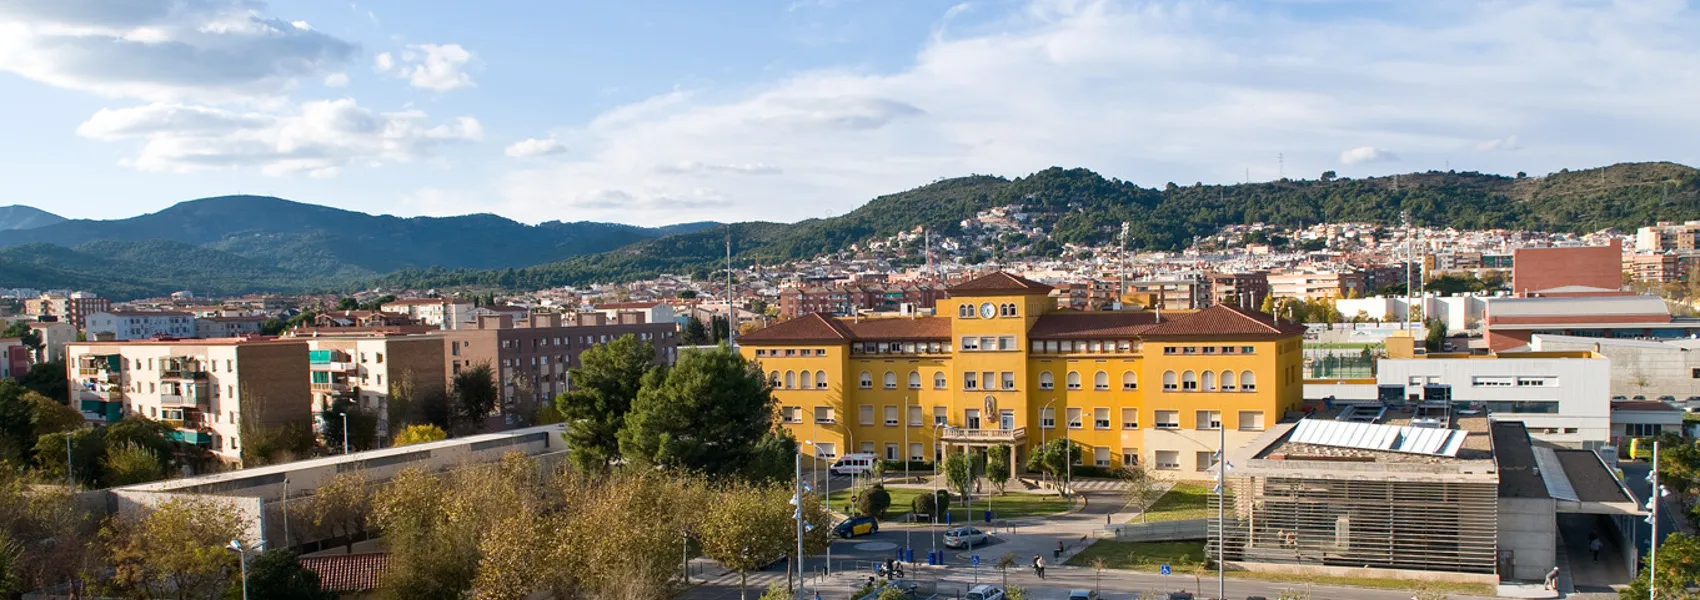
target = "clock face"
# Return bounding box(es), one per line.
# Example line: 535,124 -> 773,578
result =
980,302 -> 997,318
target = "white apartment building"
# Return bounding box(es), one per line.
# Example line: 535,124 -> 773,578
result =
1376,352 -> 1611,448
1268,270 -> 1366,300
594,301 -> 676,327
85,311 -> 196,341
26,320 -> 77,362
1334,294 -> 1490,331
65,338 -> 310,463
300,335 -> 446,440
381,298 -> 475,330
195,316 -> 266,338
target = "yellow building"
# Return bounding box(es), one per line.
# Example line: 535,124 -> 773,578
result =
738,272 -> 1306,476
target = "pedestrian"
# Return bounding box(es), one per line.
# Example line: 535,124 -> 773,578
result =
1590,536 -> 1603,563
1032,555 -> 1042,578
1055,540 -> 1065,559
1544,566 -> 1559,590
1036,555 -> 1046,579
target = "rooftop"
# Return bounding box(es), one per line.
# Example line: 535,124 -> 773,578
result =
1486,295 -> 1669,318
299,553 -> 388,593
945,271 -> 1054,296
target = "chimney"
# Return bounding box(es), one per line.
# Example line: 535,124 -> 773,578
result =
478,314 -> 512,330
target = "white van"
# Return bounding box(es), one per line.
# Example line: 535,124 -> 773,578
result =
829,453 -> 878,476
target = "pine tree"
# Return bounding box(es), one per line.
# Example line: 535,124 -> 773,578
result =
556,335 -> 659,472
618,345 -> 778,477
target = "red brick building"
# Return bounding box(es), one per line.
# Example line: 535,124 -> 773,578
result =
778,283 -> 942,319
1512,240 -> 1624,297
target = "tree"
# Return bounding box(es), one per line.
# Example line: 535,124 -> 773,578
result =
299,471 -> 372,554
1621,532 -> 1700,600
943,451 -> 975,507
677,290 -> 698,299
1259,295 -> 1276,314
104,442 -> 167,486
0,470 -> 99,595
698,481 -> 829,600
450,363 -> 498,434
912,489 -> 950,520
857,484 -> 892,518
240,548 -> 334,600
0,322 -> 41,359
34,428 -> 105,487
619,345 -> 779,477
321,397 -> 379,453
1119,462 -> 1169,522
710,315 -> 730,342
337,297 -> 359,310
371,468 -> 472,600
392,424 -> 446,447
1320,170 -> 1337,182
1425,318 -> 1449,352
1024,439 -> 1082,486
0,380 -> 41,465
17,361 -> 68,403
996,552 -> 1018,588
28,392 -> 82,439
681,317 -> 711,345
101,497 -> 246,600
986,445 -> 1011,494
556,334 -> 658,472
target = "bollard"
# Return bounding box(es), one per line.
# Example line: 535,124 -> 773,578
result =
983,509 -> 992,523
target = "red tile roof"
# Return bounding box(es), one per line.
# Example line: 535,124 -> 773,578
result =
299,553 -> 388,592
1139,305 -> 1306,339
737,313 -> 854,343
946,272 -> 1054,296
1029,312 -> 1160,339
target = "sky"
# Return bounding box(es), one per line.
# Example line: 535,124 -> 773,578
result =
2,0 -> 1698,227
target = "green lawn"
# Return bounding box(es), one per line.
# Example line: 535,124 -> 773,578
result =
825,486 -> 1069,522
1131,483 -> 1214,523
1066,540 -> 1494,596
1065,540 -> 1206,569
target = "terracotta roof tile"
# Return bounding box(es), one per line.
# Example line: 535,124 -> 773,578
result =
946,272 -> 1054,296
1029,312 -> 1160,339
737,313 -> 853,343
843,317 -> 951,340
299,553 -> 389,592
1139,305 -> 1306,340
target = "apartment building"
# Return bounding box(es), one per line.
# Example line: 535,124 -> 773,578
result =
24,292 -> 110,330
1267,270 -> 1366,300
1128,278 -> 1206,310
301,335 -> 446,439
777,283 -> 942,319
1512,240 -> 1622,296
381,298 -> 474,330
0,339 -> 29,379
1206,272 -> 1269,309
65,338 -> 310,463
85,311 -> 196,341
1636,221 -> 1700,252
440,311 -> 679,420
594,301 -> 676,327
195,316 -> 266,338
1625,252 -> 1700,284
740,271 -> 1306,473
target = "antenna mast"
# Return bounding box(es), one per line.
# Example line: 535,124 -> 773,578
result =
726,227 -> 735,347
1119,222 -> 1130,310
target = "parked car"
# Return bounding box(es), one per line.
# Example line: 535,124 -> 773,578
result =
964,585 -> 1005,600
833,516 -> 879,538
942,526 -> 988,548
1660,395 -> 1677,402
1614,395 -> 1629,401
1067,590 -> 1099,600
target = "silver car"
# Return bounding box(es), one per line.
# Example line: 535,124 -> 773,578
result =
942,526 -> 988,548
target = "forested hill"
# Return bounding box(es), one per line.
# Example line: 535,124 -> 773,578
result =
372,162 -> 1700,291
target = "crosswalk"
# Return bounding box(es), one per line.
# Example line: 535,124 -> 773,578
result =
1064,479 -> 1129,492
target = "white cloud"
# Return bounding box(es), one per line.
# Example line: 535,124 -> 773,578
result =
324,73 -> 350,88
375,43 -> 475,92
0,0 -> 358,102
653,161 -> 783,175
77,99 -> 482,176
495,0 -> 1700,224
504,138 -> 569,158
1474,135 -> 1520,152
1339,146 -> 1398,165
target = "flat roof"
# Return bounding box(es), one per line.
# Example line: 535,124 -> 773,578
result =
1491,421 -> 1548,499
1487,295 -> 1669,318
1552,450 -> 1635,504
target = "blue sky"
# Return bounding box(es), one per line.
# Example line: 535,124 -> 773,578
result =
3,0 -> 1698,226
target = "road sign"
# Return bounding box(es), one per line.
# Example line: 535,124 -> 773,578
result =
1160,564 -> 1171,575
971,554 -> 980,566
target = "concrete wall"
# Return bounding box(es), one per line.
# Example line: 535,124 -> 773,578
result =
110,490 -> 266,546
1222,560 -> 1499,585
1378,355 -> 1611,447
1531,335 -> 1700,401
1498,497 -> 1557,581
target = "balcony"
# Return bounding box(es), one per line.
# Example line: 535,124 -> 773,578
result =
160,368 -> 208,381
159,390 -> 208,407
310,361 -> 357,372
939,427 -> 1027,444
167,429 -> 213,447
311,381 -> 350,392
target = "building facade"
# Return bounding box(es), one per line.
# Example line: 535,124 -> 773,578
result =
1636,221 -> 1700,253
1128,279 -> 1206,310
85,311 -> 197,341
380,298 -> 475,330
301,335 -> 447,440
740,272 -> 1306,473
1375,346 -> 1611,448
1511,240 -> 1622,296
65,338 -> 311,463
196,316 -> 267,338
777,283 -> 942,320
24,292 -> 110,330
440,311 -> 679,422
1206,272 -> 1270,309
26,321 -> 77,362
1268,270 -> 1366,301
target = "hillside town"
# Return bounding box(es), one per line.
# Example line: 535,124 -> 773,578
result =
7,215 -> 1700,598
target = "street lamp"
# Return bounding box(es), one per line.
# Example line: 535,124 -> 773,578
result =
227,539 -> 262,600
804,439 -> 833,577
932,423 -> 950,558
341,411 -> 350,454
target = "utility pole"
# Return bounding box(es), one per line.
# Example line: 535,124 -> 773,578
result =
795,452 -> 806,600
727,229 -> 736,348
1649,441 -> 1663,600
1402,210 -> 1413,330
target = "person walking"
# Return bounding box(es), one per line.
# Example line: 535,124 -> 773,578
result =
1589,535 -> 1603,563
1036,555 -> 1046,579
1544,566 -> 1560,590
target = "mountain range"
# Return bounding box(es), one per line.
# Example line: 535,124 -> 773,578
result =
0,205 -> 66,231
3,162 -> 1698,299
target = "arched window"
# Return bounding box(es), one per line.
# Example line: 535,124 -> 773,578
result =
1122,371 -> 1138,390
785,371 -> 796,389
769,371 -> 781,387
1093,371 -> 1109,391
909,371 -> 922,389
1221,370 -> 1236,391
1182,370 -> 1198,391
800,371 -> 813,389
1039,371 -> 1055,390
1241,370 -> 1257,392
1163,371 -> 1177,391
958,304 -> 974,318
884,371 -> 897,389
860,371 -> 873,389
1066,371 -> 1082,390
816,370 -> 828,389
934,371 -> 947,389
1000,303 -> 1019,317
1202,371 -> 1216,391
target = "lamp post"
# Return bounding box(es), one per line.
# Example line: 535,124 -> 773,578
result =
933,423 -> 950,555
340,411 -> 349,454
1216,424 -> 1226,600
226,539 -> 262,600
1040,399 -> 1056,492
805,438 -> 833,577
903,395 -> 912,557
1649,441 -> 1664,600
